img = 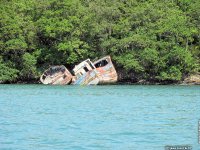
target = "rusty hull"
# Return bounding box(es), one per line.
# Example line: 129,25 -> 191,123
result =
72,59 -> 100,85
94,56 -> 118,84
72,56 -> 117,85
40,56 -> 118,85
72,69 -> 100,85
40,65 -> 72,85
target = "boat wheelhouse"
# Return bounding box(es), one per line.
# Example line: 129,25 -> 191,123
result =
94,56 -> 118,84
72,59 -> 100,85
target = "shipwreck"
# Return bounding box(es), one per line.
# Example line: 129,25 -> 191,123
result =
40,65 -> 72,85
40,56 -> 118,85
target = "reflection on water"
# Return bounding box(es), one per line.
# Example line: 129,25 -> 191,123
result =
0,85 -> 200,150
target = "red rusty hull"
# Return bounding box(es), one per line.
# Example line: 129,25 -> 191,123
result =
40,56 -> 118,85
94,56 -> 118,84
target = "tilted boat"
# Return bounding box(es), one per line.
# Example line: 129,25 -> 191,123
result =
40,65 -> 72,85
72,59 -> 100,85
94,56 -> 118,84
40,56 -> 118,85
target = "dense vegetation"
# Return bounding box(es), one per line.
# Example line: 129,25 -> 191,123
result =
0,0 -> 200,83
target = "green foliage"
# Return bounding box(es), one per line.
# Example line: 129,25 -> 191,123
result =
159,66 -> 182,81
20,53 -> 38,79
0,57 -> 19,83
35,0 -> 90,65
114,53 -> 144,73
0,0 -> 199,83
167,46 -> 197,73
140,48 -> 160,70
5,39 -> 28,51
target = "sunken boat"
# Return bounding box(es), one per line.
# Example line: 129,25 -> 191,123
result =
72,59 -> 100,85
94,56 -> 118,84
40,56 -> 118,85
72,56 -> 117,85
40,65 -> 72,85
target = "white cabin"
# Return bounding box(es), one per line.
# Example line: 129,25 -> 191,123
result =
73,59 -> 96,79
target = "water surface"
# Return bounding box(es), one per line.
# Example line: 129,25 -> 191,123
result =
0,85 -> 200,150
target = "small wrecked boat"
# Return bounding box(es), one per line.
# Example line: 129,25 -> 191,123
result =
94,56 -> 118,84
72,59 -> 100,85
40,65 -> 72,85
40,56 -> 118,85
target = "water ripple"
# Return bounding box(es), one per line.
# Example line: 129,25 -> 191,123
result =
0,85 -> 199,150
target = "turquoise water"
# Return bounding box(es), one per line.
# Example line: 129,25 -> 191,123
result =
0,85 -> 199,150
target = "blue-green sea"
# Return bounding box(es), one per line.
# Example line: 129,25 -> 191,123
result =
0,85 -> 200,150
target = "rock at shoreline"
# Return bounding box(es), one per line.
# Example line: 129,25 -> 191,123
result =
183,74 -> 200,85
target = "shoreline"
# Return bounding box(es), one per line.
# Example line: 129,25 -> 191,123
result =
1,74 -> 200,85
1,81 -> 199,85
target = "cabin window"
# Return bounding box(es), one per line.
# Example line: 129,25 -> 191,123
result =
83,66 -> 89,72
86,60 -> 95,69
60,66 -> 66,73
95,59 -> 108,68
42,75 -> 46,80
